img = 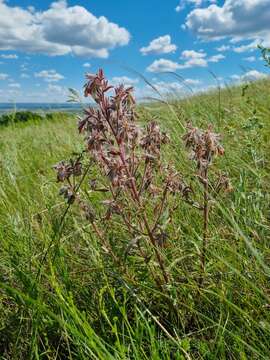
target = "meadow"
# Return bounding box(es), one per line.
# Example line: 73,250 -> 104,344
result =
0,75 -> 270,359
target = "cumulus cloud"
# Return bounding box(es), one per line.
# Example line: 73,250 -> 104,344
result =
20,64 -> 28,71
180,49 -> 208,68
147,49 -> 225,72
134,81 -> 183,100
111,76 -> 139,86
230,74 -> 241,81
147,59 -> 182,72
21,73 -> 30,78
0,0 -> 130,58
233,41 -> 257,53
208,54 -> 225,63
185,0 -> 270,46
181,50 -> 205,59
0,79 -> 70,102
83,63 -> 91,68
243,56 -> 256,62
231,70 -> 268,82
8,82 -> 21,88
0,54 -> 18,59
215,45 -> 230,52
184,78 -> 201,85
34,69 -> 64,82
0,73 -> 8,80
241,70 -> 268,82
140,35 -> 177,55
179,49 -> 224,68
8,89 -> 21,97
150,81 -> 183,94
175,0 -> 216,13
47,83 -> 66,94
182,57 -> 207,67
137,78 -> 203,100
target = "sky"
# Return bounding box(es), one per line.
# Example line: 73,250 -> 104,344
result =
0,0 -> 269,103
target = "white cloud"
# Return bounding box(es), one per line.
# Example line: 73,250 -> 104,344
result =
243,56 -> 256,62
147,49 -> 225,73
147,59 -> 182,72
0,73 -> 8,80
0,54 -> 18,59
181,49 -> 206,59
111,76 -> 139,86
230,74 -> 241,81
209,54 -> 225,62
47,83 -> 66,94
151,81 -> 183,94
0,0 -> 130,58
0,79 -> 71,102
8,89 -> 21,96
186,57 -> 208,67
140,35 -> 177,55
233,41 -> 257,53
20,64 -> 28,71
231,70 -> 268,82
83,62 -> 91,68
137,78 -> 203,100
8,82 -> 21,88
184,78 -> 201,85
35,69 -> 64,82
134,81 -> 184,100
216,45 -> 230,52
242,70 -> 268,82
21,73 -> 30,78
175,0 -> 216,12
185,0 -> 270,46
28,5 -> 35,13
179,49 -> 208,68
176,0 -> 202,12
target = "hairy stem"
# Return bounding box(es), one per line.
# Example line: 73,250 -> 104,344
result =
200,168 -> 209,285
102,97 -> 169,286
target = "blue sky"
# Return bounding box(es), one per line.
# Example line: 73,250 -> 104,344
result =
0,0 -> 269,102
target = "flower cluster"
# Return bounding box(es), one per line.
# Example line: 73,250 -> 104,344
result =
183,123 -> 224,176
54,157 -> 83,204
183,122 -> 231,280
140,121 -> 170,160
54,159 -> 82,183
78,70 -> 141,190
78,69 -> 175,202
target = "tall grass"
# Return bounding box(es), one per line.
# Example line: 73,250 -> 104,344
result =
0,78 -> 270,359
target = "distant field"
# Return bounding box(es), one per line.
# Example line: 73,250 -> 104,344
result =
0,103 -> 83,115
1,79 -> 270,359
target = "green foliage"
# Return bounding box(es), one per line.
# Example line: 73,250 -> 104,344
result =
258,44 -> 270,67
0,111 -> 43,126
0,111 -> 72,127
0,79 -> 270,359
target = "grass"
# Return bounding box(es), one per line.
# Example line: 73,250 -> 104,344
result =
0,78 -> 270,359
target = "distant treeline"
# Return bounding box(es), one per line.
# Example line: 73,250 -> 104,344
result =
0,111 -> 70,126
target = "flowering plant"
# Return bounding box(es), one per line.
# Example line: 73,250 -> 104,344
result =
54,69 -> 230,288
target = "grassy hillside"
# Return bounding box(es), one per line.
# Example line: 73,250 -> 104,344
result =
0,78 -> 270,359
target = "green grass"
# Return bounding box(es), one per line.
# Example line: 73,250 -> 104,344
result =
1,79 -> 270,359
